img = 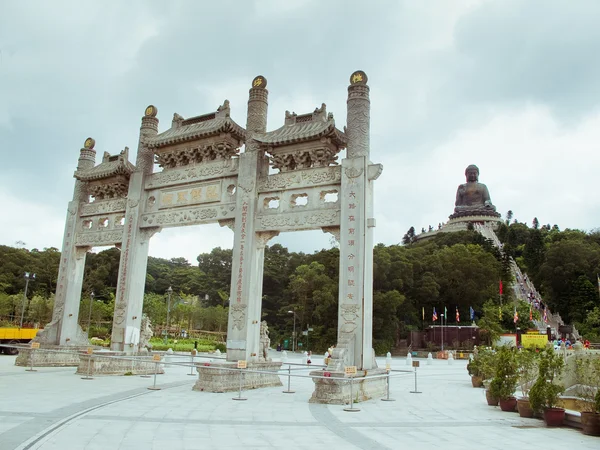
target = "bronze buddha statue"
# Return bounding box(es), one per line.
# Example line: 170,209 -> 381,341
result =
450,165 -> 500,219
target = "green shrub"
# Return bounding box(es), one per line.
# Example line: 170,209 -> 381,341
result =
489,346 -> 519,400
214,343 -> 226,353
528,347 -> 565,412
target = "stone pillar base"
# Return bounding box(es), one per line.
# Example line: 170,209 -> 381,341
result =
15,345 -> 85,367
192,360 -> 282,393
75,351 -> 165,376
309,368 -> 388,404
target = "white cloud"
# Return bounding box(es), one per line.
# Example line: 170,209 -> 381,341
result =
0,0 -> 599,265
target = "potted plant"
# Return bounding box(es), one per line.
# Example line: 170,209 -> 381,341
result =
476,348 -> 499,406
467,358 -> 484,387
528,347 -> 565,426
489,346 -> 519,411
515,348 -> 538,418
575,354 -> 600,436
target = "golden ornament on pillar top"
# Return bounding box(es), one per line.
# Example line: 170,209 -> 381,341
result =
350,70 -> 368,85
83,137 -> 95,149
252,75 -> 267,89
144,105 -> 158,117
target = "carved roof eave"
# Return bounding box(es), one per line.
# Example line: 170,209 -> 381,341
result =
255,120 -> 347,149
74,160 -> 136,182
147,118 -> 247,149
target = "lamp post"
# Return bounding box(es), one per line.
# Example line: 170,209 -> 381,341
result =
165,286 -> 173,345
87,291 -> 95,339
287,310 -> 297,352
20,272 -> 36,328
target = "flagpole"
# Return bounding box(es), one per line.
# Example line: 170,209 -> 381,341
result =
441,313 -> 444,352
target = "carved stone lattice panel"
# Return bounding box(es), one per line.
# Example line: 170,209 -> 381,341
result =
258,188 -> 339,215
80,199 -> 127,217
75,230 -> 124,247
157,180 -> 222,210
145,159 -> 239,190
140,203 -> 236,228
258,166 -> 342,192
267,140 -> 341,173
87,175 -> 130,201
154,135 -> 241,169
255,210 -> 340,232
80,213 -> 125,232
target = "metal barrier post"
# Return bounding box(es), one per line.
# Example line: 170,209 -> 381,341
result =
147,354 -> 162,390
381,370 -> 395,402
188,354 -> 195,376
282,364 -> 295,394
410,361 -> 422,394
343,377 -> 360,412
232,368 -> 247,401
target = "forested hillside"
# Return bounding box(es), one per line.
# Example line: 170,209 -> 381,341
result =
1,221 -> 598,352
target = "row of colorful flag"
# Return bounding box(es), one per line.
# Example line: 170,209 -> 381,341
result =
423,305 -> 549,324
426,306 -> 471,323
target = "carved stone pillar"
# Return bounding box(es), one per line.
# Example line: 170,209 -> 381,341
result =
111,106 -> 159,352
245,231 -> 279,360
39,139 -> 96,346
336,71 -> 375,369
226,77 -> 271,361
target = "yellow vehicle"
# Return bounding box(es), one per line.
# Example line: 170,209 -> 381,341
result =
0,328 -> 40,355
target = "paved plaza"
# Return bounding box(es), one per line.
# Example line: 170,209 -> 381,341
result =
0,352 -> 597,450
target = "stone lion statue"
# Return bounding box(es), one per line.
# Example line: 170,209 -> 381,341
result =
259,320 -> 271,362
139,314 -> 153,351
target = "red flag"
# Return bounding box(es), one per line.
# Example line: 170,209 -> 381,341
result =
455,307 -> 460,323
499,280 -> 503,295
529,305 -> 533,321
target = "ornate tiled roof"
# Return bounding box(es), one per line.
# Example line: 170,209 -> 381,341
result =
74,148 -> 135,181
147,100 -> 246,148
255,104 -> 347,148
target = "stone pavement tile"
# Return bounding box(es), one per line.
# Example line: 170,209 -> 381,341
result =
0,417 -> 30,434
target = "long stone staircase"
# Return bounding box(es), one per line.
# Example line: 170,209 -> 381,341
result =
474,223 -> 580,339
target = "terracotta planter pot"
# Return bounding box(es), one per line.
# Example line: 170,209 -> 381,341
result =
543,407 -> 565,427
471,375 -> 483,388
581,412 -> 600,436
517,398 -> 534,418
499,397 -> 517,412
485,389 -> 499,406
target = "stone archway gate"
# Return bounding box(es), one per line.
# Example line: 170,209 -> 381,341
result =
39,71 -> 382,372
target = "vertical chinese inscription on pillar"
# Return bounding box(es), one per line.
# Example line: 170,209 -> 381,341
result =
342,182 -> 361,339
115,215 -> 133,325
236,201 -> 249,304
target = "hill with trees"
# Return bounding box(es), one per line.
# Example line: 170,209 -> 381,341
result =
1,220 -> 598,352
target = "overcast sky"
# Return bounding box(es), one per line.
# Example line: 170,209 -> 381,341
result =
1,0 -> 599,264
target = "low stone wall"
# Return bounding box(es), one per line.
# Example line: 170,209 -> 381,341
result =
75,352 -> 165,376
15,346 -> 84,367
193,360 -> 283,393
309,368 -> 388,404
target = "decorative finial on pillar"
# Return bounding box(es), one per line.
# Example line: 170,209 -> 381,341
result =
346,70 -> 370,159
247,76 -> 269,135
349,70 -> 368,86
137,105 -> 159,173
78,137 -> 96,170
141,104 -> 159,132
83,137 -> 95,149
